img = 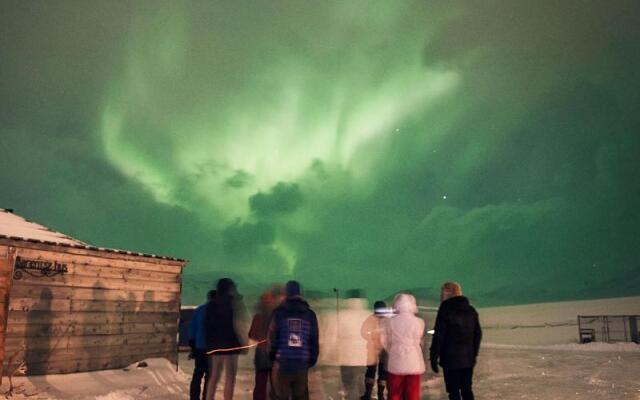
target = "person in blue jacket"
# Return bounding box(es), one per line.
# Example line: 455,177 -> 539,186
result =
190,289 -> 216,400
269,280 -> 319,400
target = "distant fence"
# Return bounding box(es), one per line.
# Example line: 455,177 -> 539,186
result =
577,315 -> 639,344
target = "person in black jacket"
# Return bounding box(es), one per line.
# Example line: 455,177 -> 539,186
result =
269,280 -> 319,400
429,282 -> 482,400
204,278 -> 248,400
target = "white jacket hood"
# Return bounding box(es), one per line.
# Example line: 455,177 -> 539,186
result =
394,293 -> 418,314
383,293 -> 425,375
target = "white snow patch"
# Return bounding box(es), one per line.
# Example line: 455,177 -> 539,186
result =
0,208 -> 85,245
477,296 -> 640,345
1,358 -> 187,400
94,391 -> 137,400
484,341 -> 640,352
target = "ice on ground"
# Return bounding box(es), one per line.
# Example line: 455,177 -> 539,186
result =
1,358 -> 190,400
2,296 -> 639,399
478,296 -> 640,345
484,341 -> 640,353
3,344 -> 639,400
94,392 -> 136,400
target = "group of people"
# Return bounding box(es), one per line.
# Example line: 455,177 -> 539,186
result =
188,279 -> 482,400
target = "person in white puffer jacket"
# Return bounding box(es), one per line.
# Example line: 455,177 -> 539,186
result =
382,293 -> 425,400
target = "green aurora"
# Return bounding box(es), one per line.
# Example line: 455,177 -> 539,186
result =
1,1 -> 639,305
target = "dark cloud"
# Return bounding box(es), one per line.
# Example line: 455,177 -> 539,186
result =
249,182 -> 304,217
222,220 -> 275,255
225,170 -> 252,189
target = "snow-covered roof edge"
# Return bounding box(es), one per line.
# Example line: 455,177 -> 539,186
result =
0,208 -> 186,263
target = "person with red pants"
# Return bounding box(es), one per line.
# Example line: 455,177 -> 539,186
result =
381,293 -> 425,400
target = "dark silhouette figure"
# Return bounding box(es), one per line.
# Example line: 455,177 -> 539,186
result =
190,289 -> 216,400
25,287 -> 53,375
88,282 -> 109,371
204,278 -> 248,400
430,282 -> 482,400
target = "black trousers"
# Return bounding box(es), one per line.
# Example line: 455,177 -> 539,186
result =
443,368 -> 474,400
364,353 -> 388,383
340,366 -> 365,399
190,350 -> 209,400
270,369 -> 309,400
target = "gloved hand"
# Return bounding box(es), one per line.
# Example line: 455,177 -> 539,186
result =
188,349 -> 195,360
430,358 -> 439,374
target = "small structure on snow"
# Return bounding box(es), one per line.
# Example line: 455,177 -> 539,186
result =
578,315 -> 639,344
0,208 -> 187,379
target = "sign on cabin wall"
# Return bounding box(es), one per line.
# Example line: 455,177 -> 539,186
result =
13,256 -> 68,280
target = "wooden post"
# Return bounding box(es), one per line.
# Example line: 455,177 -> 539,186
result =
176,269 -> 183,372
630,316 -> 639,344
577,315 -> 581,342
0,246 -> 17,385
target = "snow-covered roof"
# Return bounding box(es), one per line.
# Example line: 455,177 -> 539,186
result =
0,208 -> 185,262
0,208 -> 85,246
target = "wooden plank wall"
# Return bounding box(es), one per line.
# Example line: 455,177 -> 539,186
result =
2,243 -> 184,375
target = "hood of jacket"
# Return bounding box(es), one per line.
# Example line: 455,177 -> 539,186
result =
441,295 -> 471,310
280,296 -> 311,312
393,293 -> 417,314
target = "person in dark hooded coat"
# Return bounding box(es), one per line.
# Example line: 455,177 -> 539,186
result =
429,282 -> 482,400
204,278 -> 248,400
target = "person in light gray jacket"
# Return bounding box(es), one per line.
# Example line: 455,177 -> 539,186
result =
381,293 -> 425,400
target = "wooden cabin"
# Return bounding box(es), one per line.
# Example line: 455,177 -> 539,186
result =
0,209 -> 186,378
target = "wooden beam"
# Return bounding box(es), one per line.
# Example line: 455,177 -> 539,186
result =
0,239 -> 186,269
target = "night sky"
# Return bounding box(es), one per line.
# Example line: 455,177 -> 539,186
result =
1,1 -> 639,305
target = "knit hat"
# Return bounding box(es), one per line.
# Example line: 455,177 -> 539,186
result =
285,280 -> 301,298
373,300 -> 387,315
216,278 -> 236,295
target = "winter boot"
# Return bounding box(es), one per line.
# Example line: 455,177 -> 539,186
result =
377,380 -> 387,400
360,378 -> 374,400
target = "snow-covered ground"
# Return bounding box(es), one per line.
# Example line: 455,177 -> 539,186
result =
479,296 -> 640,345
4,346 -> 639,400
2,296 -> 639,399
